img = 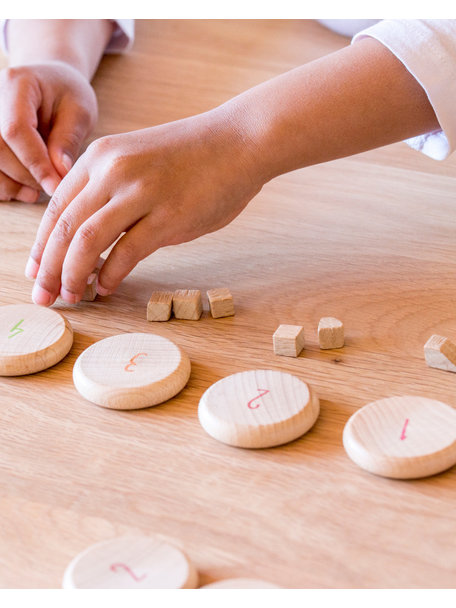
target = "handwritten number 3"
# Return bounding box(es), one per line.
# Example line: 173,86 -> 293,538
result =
124,352 -> 148,372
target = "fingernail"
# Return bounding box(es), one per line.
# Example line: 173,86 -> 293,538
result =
60,287 -> 81,304
96,281 -> 112,297
61,153 -> 73,174
17,186 -> 39,203
32,283 -> 53,307
41,176 -> 60,197
25,257 -> 39,280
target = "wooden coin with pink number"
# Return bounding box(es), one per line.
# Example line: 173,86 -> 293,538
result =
62,536 -> 198,588
73,332 -> 191,409
343,395 -> 456,479
198,369 -> 319,448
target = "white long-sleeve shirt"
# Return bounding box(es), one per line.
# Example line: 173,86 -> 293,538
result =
0,19 -> 134,54
355,20 -> 456,161
1,19 -> 455,160
321,19 -> 456,160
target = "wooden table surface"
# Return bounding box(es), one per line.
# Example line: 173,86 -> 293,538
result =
1,20 -> 455,589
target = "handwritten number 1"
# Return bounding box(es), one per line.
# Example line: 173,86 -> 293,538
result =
400,418 -> 409,441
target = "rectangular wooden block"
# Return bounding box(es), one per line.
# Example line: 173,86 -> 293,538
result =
207,288 -> 235,318
82,257 -> 105,302
424,334 -> 456,372
147,291 -> 173,321
273,324 -> 305,357
318,317 -> 344,349
82,272 -> 98,302
173,289 -> 203,320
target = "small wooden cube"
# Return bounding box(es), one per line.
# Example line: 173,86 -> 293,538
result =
173,289 -> 203,320
273,324 -> 305,357
82,257 -> 105,302
207,288 -> 235,318
82,272 -> 98,302
147,291 -> 174,321
318,317 -> 344,349
424,334 -> 456,372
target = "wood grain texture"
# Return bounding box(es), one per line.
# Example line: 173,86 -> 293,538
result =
201,578 -> 280,588
62,535 -> 198,588
73,332 -> 191,409
1,20 -> 456,588
198,369 -> 320,448
0,304 -> 73,375
343,396 -> 456,479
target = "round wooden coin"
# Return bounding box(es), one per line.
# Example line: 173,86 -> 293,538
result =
198,369 -> 319,448
201,578 -> 280,588
62,536 -> 198,588
343,395 -> 456,479
73,332 -> 191,410
0,303 -> 73,376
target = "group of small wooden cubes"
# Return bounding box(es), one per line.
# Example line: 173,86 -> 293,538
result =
147,288 -> 235,321
273,317 -> 344,357
272,324 -> 456,368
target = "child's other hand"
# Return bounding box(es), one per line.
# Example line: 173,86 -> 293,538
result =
27,110 -> 263,305
0,62 -> 97,202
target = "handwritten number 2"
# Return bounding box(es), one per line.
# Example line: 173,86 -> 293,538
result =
247,388 -> 270,409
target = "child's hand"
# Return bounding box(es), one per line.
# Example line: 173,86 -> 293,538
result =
0,61 -> 97,201
27,111 -> 263,305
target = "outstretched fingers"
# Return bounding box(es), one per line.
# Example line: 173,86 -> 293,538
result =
32,185 -> 113,306
27,168 -> 89,299
60,196 -> 152,301
96,216 -> 171,296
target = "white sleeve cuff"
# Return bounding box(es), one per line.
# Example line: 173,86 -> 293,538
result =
106,19 -> 135,53
353,19 -> 456,161
0,19 -> 8,56
0,19 -> 134,56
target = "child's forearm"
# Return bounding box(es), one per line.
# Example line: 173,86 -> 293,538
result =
7,19 -> 114,80
221,37 -> 440,183
27,32 -> 443,305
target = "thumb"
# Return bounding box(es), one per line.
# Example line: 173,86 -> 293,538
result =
47,101 -> 94,178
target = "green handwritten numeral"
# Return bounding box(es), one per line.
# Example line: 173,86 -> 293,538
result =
8,319 -> 24,339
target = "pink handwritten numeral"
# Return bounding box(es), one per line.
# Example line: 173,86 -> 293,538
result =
124,352 -> 148,372
247,388 -> 270,409
110,562 -> 146,582
400,418 -> 409,441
